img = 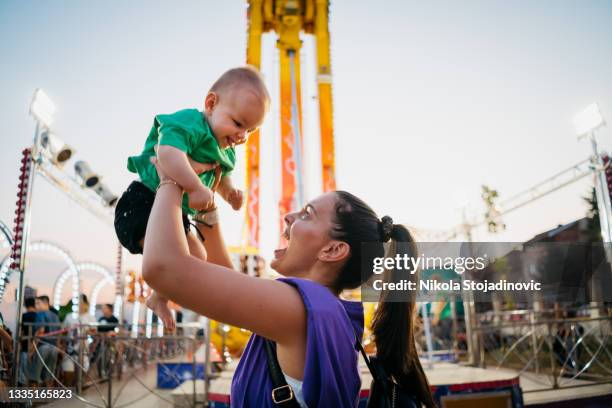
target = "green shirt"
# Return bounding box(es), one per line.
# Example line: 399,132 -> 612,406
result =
127,109 -> 235,215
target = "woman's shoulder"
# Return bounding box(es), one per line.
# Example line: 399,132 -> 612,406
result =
277,277 -> 364,333
277,277 -> 341,309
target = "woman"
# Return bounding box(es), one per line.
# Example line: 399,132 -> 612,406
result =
142,158 -> 434,407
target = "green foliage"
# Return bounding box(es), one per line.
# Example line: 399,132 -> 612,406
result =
482,185 -> 506,233
583,187 -> 602,242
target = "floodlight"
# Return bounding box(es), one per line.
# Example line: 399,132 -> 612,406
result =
40,130 -> 75,165
29,89 -> 56,128
574,103 -> 605,137
94,182 -> 118,207
74,161 -> 100,188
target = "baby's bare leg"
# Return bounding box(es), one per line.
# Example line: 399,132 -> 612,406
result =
145,292 -> 175,331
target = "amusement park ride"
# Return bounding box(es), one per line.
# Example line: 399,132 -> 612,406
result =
244,0 -> 337,248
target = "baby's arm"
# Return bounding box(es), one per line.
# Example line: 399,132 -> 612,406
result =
217,175 -> 244,211
217,175 -> 234,201
157,145 -> 212,209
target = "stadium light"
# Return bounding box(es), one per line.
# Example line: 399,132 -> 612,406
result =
94,182 -> 118,207
40,130 -> 75,165
29,89 -> 56,128
574,102 -> 605,138
74,160 -> 100,188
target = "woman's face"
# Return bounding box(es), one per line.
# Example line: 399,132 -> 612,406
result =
270,192 -> 339,276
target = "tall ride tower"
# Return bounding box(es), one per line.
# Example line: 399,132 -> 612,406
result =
245,0 -> 336,249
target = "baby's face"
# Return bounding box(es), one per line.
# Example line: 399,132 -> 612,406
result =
205,87 -> 267,149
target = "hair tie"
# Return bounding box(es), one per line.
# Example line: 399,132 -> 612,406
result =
379,215 -> 394,242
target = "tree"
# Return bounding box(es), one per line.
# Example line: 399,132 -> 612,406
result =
583,187 -> 602,242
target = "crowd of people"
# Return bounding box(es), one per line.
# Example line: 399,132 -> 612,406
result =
0,293 -> 120,387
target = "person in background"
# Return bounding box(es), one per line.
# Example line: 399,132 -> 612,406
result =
0,323 -> 12,386
32,295 -> 60,386
92,304 -> 120,378
62,294 -> 96,385
36,295 -> 59,317
97,304 -> 119,334
18,297 -> 37,385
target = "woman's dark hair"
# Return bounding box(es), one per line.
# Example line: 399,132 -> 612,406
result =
331,191 -> 435,408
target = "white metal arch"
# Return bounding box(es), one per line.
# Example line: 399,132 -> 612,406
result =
0,241 -> 80,315
0,220 -> 12,249
90,275 -> 115,316
55,262 -> 114,316
0,220 -> 14,301
35,242 -> 80,315
0,254 -> 12,302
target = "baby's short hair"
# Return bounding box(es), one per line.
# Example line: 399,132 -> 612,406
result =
209,66 -> 270,106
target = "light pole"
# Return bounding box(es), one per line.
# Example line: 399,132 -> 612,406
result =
574,103 -> 609,242
11,89 -> 56,386
12,88 -> 121,386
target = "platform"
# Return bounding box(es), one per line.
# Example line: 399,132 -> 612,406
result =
197,359 -> 524,407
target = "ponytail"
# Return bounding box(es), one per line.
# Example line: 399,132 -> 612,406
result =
330,191 -> 435,407
371,225 -> 436,408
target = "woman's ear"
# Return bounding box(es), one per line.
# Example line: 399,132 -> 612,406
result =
204,92 -> 218,114
319,240 -> 350,263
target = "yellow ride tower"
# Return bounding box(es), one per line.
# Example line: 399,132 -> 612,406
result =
246,0 -> 337,249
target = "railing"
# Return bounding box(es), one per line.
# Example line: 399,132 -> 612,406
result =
473,307 -> 612,392
11,321 -> 213,407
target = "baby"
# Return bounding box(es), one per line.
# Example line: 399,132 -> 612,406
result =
114,66 -> 270,329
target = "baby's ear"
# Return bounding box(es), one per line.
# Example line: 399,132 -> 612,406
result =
204,92 -> 218,112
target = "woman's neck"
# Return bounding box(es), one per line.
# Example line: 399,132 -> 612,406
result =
299,268 -> 341,297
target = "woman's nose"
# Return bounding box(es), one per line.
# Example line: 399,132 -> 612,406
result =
284,212 -> 296,226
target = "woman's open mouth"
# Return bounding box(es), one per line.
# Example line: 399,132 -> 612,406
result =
273,248 -> 287,259
273,229 -> 291,259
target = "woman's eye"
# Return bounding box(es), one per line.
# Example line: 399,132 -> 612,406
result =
233,119 -> 242,127
299,209 -> 309,220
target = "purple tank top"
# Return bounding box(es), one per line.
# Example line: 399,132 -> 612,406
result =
231,277 -> 365,407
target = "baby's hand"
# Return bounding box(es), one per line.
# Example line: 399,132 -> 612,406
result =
188,185 -> 214,211
227,188 -> 244,211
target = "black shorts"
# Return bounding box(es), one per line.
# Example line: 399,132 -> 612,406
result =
114,181 -> 191,254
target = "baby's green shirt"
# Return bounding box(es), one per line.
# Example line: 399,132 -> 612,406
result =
127,109 -> 235,215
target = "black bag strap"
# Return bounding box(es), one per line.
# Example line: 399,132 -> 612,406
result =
354,332 -> 376,378
264,339 -> 301,407
345,310 -> 381,382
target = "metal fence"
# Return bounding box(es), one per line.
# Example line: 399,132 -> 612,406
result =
10,321 -> 213,407
473,307 -> 612,392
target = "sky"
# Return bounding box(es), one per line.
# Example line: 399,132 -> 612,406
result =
1,0 -> 612,319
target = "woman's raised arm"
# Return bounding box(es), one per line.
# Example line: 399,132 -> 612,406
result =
141,161 -> 305,344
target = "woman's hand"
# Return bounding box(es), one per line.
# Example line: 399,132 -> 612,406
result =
150,156 -> 172,182
151,146 -> 218,185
